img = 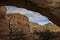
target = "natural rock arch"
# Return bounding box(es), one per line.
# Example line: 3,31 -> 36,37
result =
0,0 -> 60,26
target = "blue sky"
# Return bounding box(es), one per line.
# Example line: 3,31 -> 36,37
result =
6,6 -> 52,25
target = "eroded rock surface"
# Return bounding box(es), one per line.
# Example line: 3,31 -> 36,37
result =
7,13 -> 29,33
7,13 -> 30,40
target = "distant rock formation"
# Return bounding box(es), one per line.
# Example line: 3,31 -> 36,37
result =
44,23 -> 60,32
29,22 -> 60,33
29,22 -> 44,33
29,22 -> 60,40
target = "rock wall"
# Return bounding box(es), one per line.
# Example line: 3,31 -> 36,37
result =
7,13 -> 30,33
7,13 -> 30,40
0,6 -> 9,40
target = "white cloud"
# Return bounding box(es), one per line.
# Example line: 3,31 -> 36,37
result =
6,6 -> 49,21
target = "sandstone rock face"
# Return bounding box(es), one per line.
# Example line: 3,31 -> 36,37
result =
7,13 -> 30,40
7,13 -> 30,34
0,6 -> 7,19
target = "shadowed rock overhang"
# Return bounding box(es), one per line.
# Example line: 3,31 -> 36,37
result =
0,0 -> 60,26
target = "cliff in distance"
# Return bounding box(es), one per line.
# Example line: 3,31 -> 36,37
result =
29,22 -> 60,33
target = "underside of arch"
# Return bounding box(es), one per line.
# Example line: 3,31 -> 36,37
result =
0,0 -> 60,26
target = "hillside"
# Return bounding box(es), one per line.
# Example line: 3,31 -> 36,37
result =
29,22 -> 60,33
44,23 -> 60,32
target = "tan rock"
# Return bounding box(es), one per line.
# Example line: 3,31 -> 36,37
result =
7,13 -> 30,33
0,6 -> 7,19
7,13 -> 30,40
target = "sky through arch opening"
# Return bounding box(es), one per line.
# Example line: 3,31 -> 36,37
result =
6,6 -> 52,25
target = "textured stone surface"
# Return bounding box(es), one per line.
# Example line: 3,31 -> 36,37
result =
7,13 -> 30,40
7,13 -> 29,33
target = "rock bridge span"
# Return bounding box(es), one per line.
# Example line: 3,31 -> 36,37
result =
0,0 -> 60,26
